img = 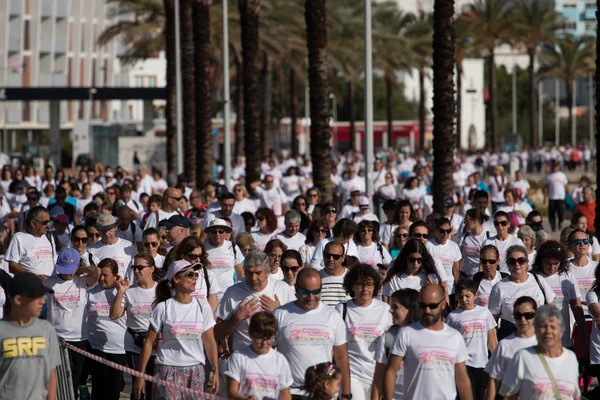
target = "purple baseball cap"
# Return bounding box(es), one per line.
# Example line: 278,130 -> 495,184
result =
55,248 -> 81,274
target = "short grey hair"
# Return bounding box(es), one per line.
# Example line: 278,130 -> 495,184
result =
243,250 -> 270,273
534,304 -> 564,333
285,210 -> 301,225
518,225 -> 536,243
535,230 -> 551,247
506,245 -> 528,261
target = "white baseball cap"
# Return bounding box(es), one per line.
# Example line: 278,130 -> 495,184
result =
166,260 -> 202,281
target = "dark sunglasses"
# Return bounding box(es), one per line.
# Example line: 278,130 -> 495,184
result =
169,196 -> 183,201
480,258 -> 498,265
513,311 -> 535,320
160,235 -> 167,240
88,232 -> 101,238
298,287 -> 322,296
180,271 -> 199,279
407,256 -> 423,264
507,257 -> 528,266
494,220 -> 509,227
324,208 -> 337,214
572,239 -> 590,246
143,241 -> 159,248
438,228 -> 452,235
281,265 -> 300,273
395,233 -> 409,239
361,228 -> 374,233
72,236 -> 88,243
34,219 -> 51,226
295,202 -> 306,207
324,252 -> 342,260
187,252 -> 202,260
210,230 -> 226,235
418,299 -> 444,309
315,228 -> 329,234
132,265 -> 149,272
413,233 -> 427,239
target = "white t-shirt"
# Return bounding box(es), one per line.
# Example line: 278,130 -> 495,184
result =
44,275 -> 89,341
224,346 -> 294,400
389,322 -> 469,400
191,267 -> 221,302
251,231 -> 276,251
216,279 -> 295,351
488,273 -> 556,324
483,235 -> 525,273
334,299 -> 392,385
569,260 -> 598,313
6,232 -> 57,276
382,272 -> 428,296
499,347 -> 580,399
374,328 -> 404,399
544,172 -> 568,200
538,271 -> 580,347
87,238 -> 138,278
255,186 -> 288,217
586,289 -> 600,364
427,238 -> 462,294
356,242 -> 392,268
458,231 -> 489,277
87,286 -> 127,354
475,272 -> 503,308
205,240 -> 244,297
150,298 -> 215,367
154,254 -> 166,269
122,283 -> 157,353
485,333 -> 538,380
445,306 -> 497,368
274,232 -> 307,252
401,187 -> 425,209
488,176 -> 507,203
144,209 -> 180,229
274,302 -> 347,395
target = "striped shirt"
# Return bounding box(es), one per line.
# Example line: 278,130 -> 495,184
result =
319,268 -> 350,306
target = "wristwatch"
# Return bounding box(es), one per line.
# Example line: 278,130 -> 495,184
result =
341,394 -> 353,400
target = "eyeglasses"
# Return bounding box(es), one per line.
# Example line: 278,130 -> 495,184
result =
268,253 -> 282,260
257,216 -> 265,221
169,196 -> 183,201
72,236 -> 88,243
308,193 -> 318,198
418,299 -> 444,309
34,219 -> 51,226
413,233 -> 427,239
513,311 -> 535,320
324,252 -> 342,260
187,252 -> 202,261
395,233 -> 409,239
180,271 -> 199,279
480,258 -> 498,265
354,281 -> 375,289
361,228 -> 373,233
438,228 -> 452,235
281,265 -> 300,273
572,239 -> 590,246
407,256 -> 423,264
324,208 -> 337,214
298,287 -> 322,296
506,257 -> 528,266
494,220 -> 509,227
295,202 -> 306,207
315,228 -> 329,234
210,230 -> 226,235
143,241 -> 159,248
88,232 -> 101,238
160,235 -> 167,240
132,265 -> 149,272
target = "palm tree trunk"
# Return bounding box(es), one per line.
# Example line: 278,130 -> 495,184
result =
163,0 -> 177,176
419,67 -> 426,150
305,0 -> 333,202
290,68 -> 298,159
566,78 -> 574,145
488,50 -> 497,151
260,52 -> 272,159
180,0 -> 196,184
193,0 -> 213,189
239,0 -> 261,187
349,80 -> 357,151
234,54 -> 244,159
431,0 -> 455,209
528,47 -> 537,148
456,62 -> 462,149
386,74 -> 393,146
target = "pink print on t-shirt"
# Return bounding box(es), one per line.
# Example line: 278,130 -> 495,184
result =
169,322 -> 203,337
416,345 -> 456,367
289,326 -> 331,341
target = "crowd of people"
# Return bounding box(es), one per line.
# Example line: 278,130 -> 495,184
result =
0,147 -> 598,400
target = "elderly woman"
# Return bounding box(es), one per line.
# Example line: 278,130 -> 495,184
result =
251,207 -> 278,251
536,230 -> 551,250
235,232 -> 255,257
300,218 -> 331,266
531,241 -> 585,349
335,263 -> 391,400
485,296 -> 538,400
518,225 -> 537,266
264,239 -> 288,280
488,245 -> 556,340
498,305 -> 581,399
354,220 -> 392,269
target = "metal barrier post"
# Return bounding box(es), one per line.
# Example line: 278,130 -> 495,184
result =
56,338 -> 75,400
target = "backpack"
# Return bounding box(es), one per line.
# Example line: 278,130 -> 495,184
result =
88,253 -> 96,267
202,265 -> 210,295
130,221 -> 137,236
376,242 -> 385,264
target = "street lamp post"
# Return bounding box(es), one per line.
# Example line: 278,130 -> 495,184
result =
174,0 -> 184,173
364,0 -> 374,204
223,0 -> 231,187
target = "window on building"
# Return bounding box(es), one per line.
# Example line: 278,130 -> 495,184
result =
564,21 -> 577,30
586,22 -> 597,31
148,76 -> 157,87
563,3 -> 576,8
134,76 -> 143,87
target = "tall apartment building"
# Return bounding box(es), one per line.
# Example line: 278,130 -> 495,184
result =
556,0 -> 597,36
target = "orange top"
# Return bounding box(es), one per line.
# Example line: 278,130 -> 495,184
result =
575,201 -> 596,233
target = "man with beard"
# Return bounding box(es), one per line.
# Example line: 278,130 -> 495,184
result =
384,284 -> 473,400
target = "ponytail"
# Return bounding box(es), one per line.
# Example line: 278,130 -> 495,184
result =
153,280 -> 172,308
301,362 -> 342,400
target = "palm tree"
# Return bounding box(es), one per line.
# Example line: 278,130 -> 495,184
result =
511,0 -> 562,148
432,0 -> 456,208
180,0 -> 197,184
193,0 -> 213,189
539,34 -> 594,145
305,0 -> 333,202
239,0 -> 262,186
466,0 -> 511,151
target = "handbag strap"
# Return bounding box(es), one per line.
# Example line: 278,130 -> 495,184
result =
536,346 -> 562,400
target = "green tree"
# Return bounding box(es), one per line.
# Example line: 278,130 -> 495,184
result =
511,0 -> 562,147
